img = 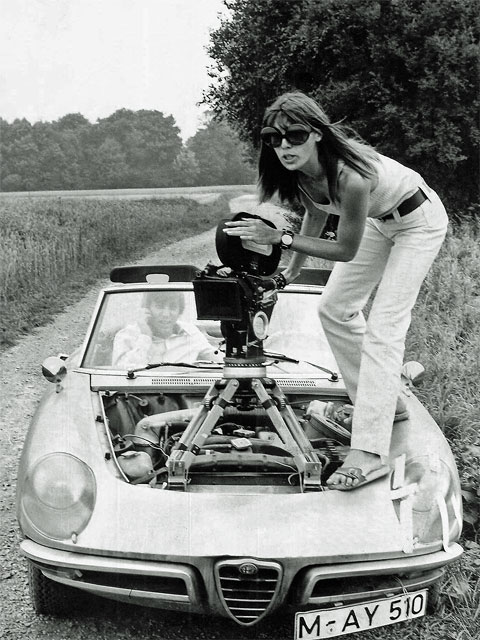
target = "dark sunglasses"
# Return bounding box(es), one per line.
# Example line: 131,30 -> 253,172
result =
260,124 -> 312,148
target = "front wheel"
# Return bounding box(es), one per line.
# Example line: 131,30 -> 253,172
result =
426,575 -> 446,615
28,561 -> 81,616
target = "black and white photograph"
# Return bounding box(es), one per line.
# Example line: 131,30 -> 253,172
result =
0,1 -> 478,639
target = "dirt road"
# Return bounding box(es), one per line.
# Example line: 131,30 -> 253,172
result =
0,205 -> 297,639
0,201 -> 449,640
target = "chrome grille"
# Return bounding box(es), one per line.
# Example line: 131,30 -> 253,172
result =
215,559 -> 282,626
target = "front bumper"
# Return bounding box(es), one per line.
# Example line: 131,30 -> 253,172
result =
21,539 -> 463,625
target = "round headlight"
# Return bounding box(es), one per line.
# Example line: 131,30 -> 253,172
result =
395,455 -> 460,545
21,453 -> 96,540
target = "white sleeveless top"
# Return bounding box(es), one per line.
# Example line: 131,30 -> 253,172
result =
298,153 -> 423,219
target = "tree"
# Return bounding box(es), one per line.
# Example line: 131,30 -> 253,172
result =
0,110 -> 187,191
96,109 -> 183,187
0,118 -> 40,190
54,113 -> 91,131
31,122 -> 72,190
186,116 -> 256,185
205,0 -> 479,211
88,137 -> 129,189
173,148 -> 201,186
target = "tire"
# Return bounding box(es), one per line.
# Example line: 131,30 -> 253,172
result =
426,576 -> 445,615
28,561 -> 81,616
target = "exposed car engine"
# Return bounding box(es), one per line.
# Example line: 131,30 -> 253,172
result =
100,390 -> 347,490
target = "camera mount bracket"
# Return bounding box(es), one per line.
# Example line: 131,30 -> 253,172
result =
166,376 -> 324,491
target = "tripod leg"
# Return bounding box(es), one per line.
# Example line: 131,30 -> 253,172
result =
167,378 -> 239,490
251,379 -> 323,490
251,379 -> 305,459
269,386 -> 319,455
174,379 -> 236,448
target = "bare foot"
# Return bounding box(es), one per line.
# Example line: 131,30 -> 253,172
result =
326,449 -> 384,489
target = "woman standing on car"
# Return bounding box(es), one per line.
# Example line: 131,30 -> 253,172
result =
224,91 -> 448,491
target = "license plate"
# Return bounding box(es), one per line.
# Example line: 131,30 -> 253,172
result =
294,589 -> 427,639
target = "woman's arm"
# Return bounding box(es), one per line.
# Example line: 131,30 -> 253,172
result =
224,171 -> 370,264
282,203 -> 329,283
291,171 -> 370,262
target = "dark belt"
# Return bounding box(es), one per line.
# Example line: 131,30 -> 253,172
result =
380,188 -> 428,221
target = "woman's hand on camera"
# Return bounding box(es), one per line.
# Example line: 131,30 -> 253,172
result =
224,218 -> 282,245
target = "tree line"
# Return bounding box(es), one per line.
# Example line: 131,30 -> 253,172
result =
0,110 -> 256,192
204,0 -> 479,215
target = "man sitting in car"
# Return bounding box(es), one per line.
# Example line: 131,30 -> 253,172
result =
112,291 -> 220,369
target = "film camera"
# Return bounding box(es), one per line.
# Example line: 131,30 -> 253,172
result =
193,213 -> 284,375
167,213 -> 324,491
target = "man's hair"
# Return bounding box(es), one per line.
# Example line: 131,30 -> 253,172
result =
143,291 -> 186,314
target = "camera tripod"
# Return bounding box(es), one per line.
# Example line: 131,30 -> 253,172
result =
166,360 -> 325,491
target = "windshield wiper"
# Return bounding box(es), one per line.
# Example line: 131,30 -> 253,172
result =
127,361 -> 223,379
263,351 -> 339,381
126,355 -> 338,381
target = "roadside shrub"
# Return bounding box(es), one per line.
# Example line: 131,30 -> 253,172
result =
206,0 -> 479,215
404,218 -> 480,538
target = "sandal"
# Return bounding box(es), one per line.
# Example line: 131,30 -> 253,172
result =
327,464 -> 390,491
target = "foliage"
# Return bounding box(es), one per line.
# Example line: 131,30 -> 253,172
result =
0,195 -> 229,347
93,109 -> 183,188
205,0 -> 479,213
404,217 -> 480,538
173,148 -> 201,186
186,115 -> 256,185
290,213 -> 480,541
290,216 -> 480,626
0,110 -> 255,191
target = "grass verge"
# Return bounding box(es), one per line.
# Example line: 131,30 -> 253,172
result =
0,195 -> 230,348
2,196 -> 479,634
300,217 -> 480,634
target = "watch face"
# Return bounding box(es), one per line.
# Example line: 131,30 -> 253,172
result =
282,233 -> 293,246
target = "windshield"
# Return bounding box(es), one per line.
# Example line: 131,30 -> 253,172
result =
81,288 -> 338,373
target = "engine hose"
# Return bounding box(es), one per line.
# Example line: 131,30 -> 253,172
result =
130,465 -> 168,486
136,407 -> 198,430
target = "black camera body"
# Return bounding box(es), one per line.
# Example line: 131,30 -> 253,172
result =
193,213 -> 283,370
193,270 -> 277,364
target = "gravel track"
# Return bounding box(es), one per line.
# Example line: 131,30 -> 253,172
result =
0,208 -> 295,639
0,204 -> 448,639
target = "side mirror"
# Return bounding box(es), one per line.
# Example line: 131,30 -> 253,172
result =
401,360 -> 425,387
42,356 -> 67,392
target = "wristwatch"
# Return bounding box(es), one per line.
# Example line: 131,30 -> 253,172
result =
279,229 -> 294,250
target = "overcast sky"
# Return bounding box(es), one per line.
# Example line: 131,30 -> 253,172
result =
0,0 -> 227,139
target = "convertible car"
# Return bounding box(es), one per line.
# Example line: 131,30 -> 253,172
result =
16,264 -> 463,639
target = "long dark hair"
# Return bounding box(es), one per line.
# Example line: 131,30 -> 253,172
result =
258,92 -> 378,205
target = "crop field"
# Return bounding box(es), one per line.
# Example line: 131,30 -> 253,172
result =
0,194 -> 234,348
0,194 -> 478,634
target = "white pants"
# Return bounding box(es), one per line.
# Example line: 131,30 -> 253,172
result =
318,186 -> 449,457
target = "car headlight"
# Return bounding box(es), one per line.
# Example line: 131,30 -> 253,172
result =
392,455 -> 462,547
21,453 -> 96,540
